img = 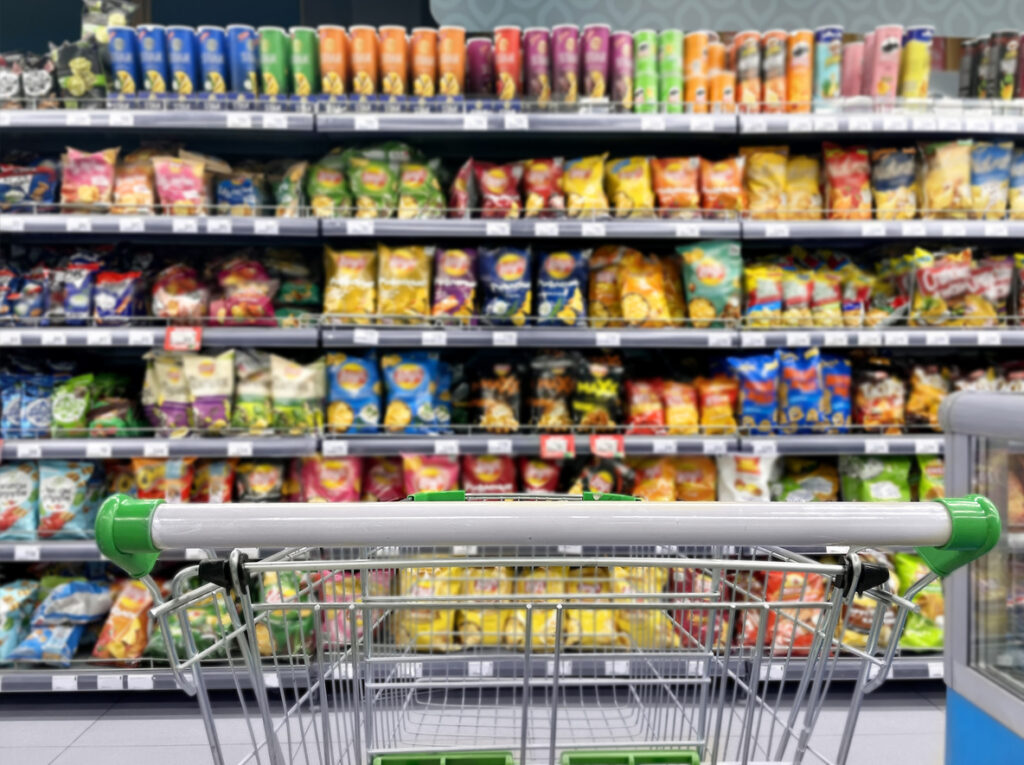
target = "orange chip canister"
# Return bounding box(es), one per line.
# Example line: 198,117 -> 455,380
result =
684,30 -> 709,79
710,69 -> 736,113
438,25 -> 466,97
707,41 -> 726,73
411,27 -> 437,97
494,25 -> 522,100
318,25 -> 348,97
379,25 -> 408,98
762,29 -> 787,112
349,25 -> 378,97
787,28 -> 813,112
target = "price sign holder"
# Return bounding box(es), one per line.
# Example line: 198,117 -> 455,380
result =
540,434 -> 576,459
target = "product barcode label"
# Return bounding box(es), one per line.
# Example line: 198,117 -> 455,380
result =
434,440 -> 459,455
352,328 -> 379,345
825,545 -> 850,555
941,222 -> 967,237
965,115 -> 991,133
463,113 -> 488,130
590,434 -> 624,458
487,438 -> 513,455
185,549 -> 207,560
703,440 -> 727,455
595,331 -> 621,347
171,217 -> 198,234
742,116 -> 767,133
882,115 -> 908,131
675,223 -> 701,238
640,115 -> 666,131
814,115 -> 839,132
580,222 -> 606,237
927,662 -> 944,679
142,442 -> 169,458
707,333 -> 732,347
421,330 -> 447,346
0,215 -> 25,232
822,333 -> 849,347
263,671 -> 280,688
207,218 -> 232,234
85,443 -> 112,459
346,219 -> 375,236
759,664 -> 785,681
253,218 -> 280,235
534,221 -> 559,237
861,222 -> 886,237
925,332 -> 950,346
914,438 -> 943,454
984,222 -> 1008,237
857,332 -> 883,347
65,216 -> 92,232
322,440 -> 349,456
690,116 -> 715,133
485,221 -> 511,236
118,216 -> 145,232
66,112 -> 92,126
976,331 -> 1001,346
863,439 -> 890,454
504,113 -> 529,130
938,116 -> 963,132
911,116 -> 937,132
0,331 -> 21,346
41,332 -> 67,346
787,116 -> 813,132
128,330 -> 155,345
848,115 -> 873,132
651,438 -> 678,455
14,544 -> 41,561
227,441 -> 254,457
52,675 -> 79,691
492,331 -> 518,346
226,113 -> 253,128
396,662 -> 423,678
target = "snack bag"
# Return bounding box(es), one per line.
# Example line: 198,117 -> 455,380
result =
38,461 -> 98,539
347,154 -> 398,218
717,454 -> 778,501
650,157 -> 701,218
743,263 -> 783,327
810,268 -> 842,327
504,568 -> 569,650
631,457 -> 676,502
854,362 -> 906,434
60,147 -> 119,210
456,567 -> 515,647
478,360 -> 523,432
306,150 -> 351,217
968,255 -> 1012,325
572,353 -> 624,430
773,458 -> 839,502
871,147 -> 918,220
678,240 -> 743,328
910,247 -> 973,326
382,352 -> 437,433
448,158 -> 475,219
232,350 -> 272,433
740,146 -> 788,220
695,374 -> 738,434
111,147 -> 158,215
183,350 -> 234,432
581,459 -> 636,496
519,458 -> 561,494
613,566 -> 679,650
0,462 -> 38,541
0,580 -> 39,662
858,457 -> 912,502
764,571 -> 828,655
674,456 -> 716,500
270,355 -> 325,434
565,567 -> 616,647
192,460 -> 235,503
662,380 -> 699,435
661,254 -> 687,323
906,364 -> 949,432
323,247 -> 376,322
626,379 -> 664,434
893,552 -> 944,650
605,156 -> 655,218
970,141 -> 1013,220
431,248 -> 477,319
727,353 -> 779,434
215,171 -> 266,216
786,155 -> 822,220
1010,149 -> 1024,219
920,140 -> 972,219
781,267 -> 813,327
699,156 -> 746,217
50,374 -> 92,437
479,246 -> 532,326
361,457 -> 405,502
777,348 -> 824,435
522,157 -> 565,217
461,455 -> 517,493
617,249 -> 670,327
10,624 -> 85,667
563,154 -> 610,218
473,161 -> 523,218
401,454 -> 460,494
271,160 -> 308,217
821,354 -> 851,434
537,249 -> 588,326
823,143 -> 871,220
397,162 -> 445,219
377,244 -> 432,324
91,580 -> 153,664
299,456 -> 363,502
530,354 -> 574,430
235,461 -> 286,502
326,352 -> 380,433
93,270 -> 141,324
151,263 -> 208,320
152,155 -> 205,215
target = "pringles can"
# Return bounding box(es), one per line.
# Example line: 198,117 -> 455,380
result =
660,29 -> 685,113
137,24 -> 169,95
841,41 -> 864,97
493,25 -> 522,101
552,24 -> 579,103
227,24 -> 259,96
258,26 -> 290,98
976,36 -> 992,98
318,25 -> 348,97
959,38 -> 978,97
709,69 -> 735,113
582,24 -> 610,99
466,37 -> 493,97
633,28 -> 658,113
349,25 -> 378,98
379,25 -> 407,98
870,24 -> 903,103
108,25 -> 140,97
989,30 -> 1020,100
813,25 -> 842,105
707,41 -> 726,74
166,26 -> 199,98
198,26 -> 229,95
683,30 -> 709,114
524,27 -> 551,104
761,29 -> 787,112
438,26 -> 465,97
787,29 -> 813,112
610,30 -> 633,110
411,27 -> 437,98
899,25 -> 933,100
732,30 -> 761,113
289,26 -> 318,97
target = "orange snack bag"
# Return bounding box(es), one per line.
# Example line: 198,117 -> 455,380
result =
823,143 -> 872,221
674,456 -> 716,500
700,156 -> 746,218
111,147 -> 159,215
650,157 -> 701,218
660,254 -> 687,323
695,374 -> 738,433
631,457 -> 677,502
92,580 -> 153,663
616,249 -> 671,327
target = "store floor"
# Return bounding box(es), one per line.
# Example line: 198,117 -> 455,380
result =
0,683 -> 946,764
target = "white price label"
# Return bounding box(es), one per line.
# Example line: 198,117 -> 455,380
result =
788,116 -> 813,132
227,441 -> 254,457
884,332 -> 909,346
534,221 -> 559,236
434,440 -> 460,455
857,331 -> 882,347
915,439 -> 943,455
262,114 -> 288,129
128,330 -> 154,345
0,215 -> 25,232
226,113 -> 253,128
848,115 -> 873,132
52,675 -> 79,691
86,331 -> 113,346
581,222 -> 606,237
693,115 -> 717,132
595,331 -> 621,347
864,439 -> 890,454
925,331 -> 950,346
207,218 -> 233,234
143,442 -> 170,458
0,111 -> 10,126
126,674 -> 155,690
253,218 -> 280,235
786,332 -> 812,347
604,660 -> 630,676
353,328 -> 379,345
759,664 -> 785,681
171,217 -> 198,234
941,222 -> 967,237
965,116 -> 991,133
984,222 -> 1009,237
703,440 -> 727,455
546,660 -> 573,677
103,110 -> 133,127
421,330 -> 447,346
13,545 -> 41,561
322,439 -> 349,456
492,331 -> 518,346
66,112 -> 92,126
707,333 -> 732,348
16,445 -> 42,459
882,115 -> 908,132
912,116 -> 937,132
814,115 -> 839,132
861,222 -> 886,237
118,216 -> 145,233
0,331 -> 21,346
503,113 -> 529,130
463,113 -> 489,130
558,544 -> 583,554
741,333 -> 767,348
397,662 -> 423,678
938,116 -> 963,132
485,221 -> 511,236
263,671 -> 280,688
184,548 -> 207,560
651,438 -> 678,455
487,438 -> 513,455
640,115 -> 666,131
927,662 -> 944,679
823,333 -> 849,347
85,443 -> 112,459
764,223 -> 790,238
65,216 -> 92,233
97,674 -> 125,690
825,545 -> 850,555
354,114 -> 379,130
466,660 -> 494,677
41,332 -> 67,346
901,221 -> 926,237
675,223 -> 701,238
752,440 -> 777,455
976,331 -> 1002,346
742,116 -> 767,133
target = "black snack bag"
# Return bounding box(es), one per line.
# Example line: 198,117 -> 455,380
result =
571,352 -> 624,430
54,39 -> 108,107
530,353 -> 574,430
582,458 -> 636,495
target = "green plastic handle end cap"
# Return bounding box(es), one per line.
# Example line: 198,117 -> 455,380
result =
916,494 -> 1002,578
95,494 -> 163,578
411,490 -> 466,501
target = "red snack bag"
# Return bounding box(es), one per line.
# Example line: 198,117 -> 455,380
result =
402,454 -> 460,494
209,293 -> 276,326
519,458 -> 561,494
650,157 -> 701,218
765,570 -> 828,654
362,457 -> 405,501
699,156 -> 746,218
473,161 -> 523,218
448,158 -> 475,219
60,147 -> 120,209
192,459 -> 236,503
152,263 -> 209,320
522,157 -> 565,217
672,567 -> 724,648
461,455 -> 517,493
300,455 -> 363,501
626,379 -> 665,434
823,143 -> 871,220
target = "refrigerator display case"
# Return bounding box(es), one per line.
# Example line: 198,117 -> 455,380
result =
941,392 -> 1024,762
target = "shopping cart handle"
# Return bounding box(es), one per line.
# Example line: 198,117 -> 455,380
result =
96,494 -> 163,578
915,494 -> 1002,578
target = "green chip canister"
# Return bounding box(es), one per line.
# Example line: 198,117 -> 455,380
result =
658,28 -> 683,113
258,26 -> 290,98
633,28 -> 658,113
289,26 -> 319,96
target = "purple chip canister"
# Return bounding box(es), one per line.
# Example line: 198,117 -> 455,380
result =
551,24 -> 579,103
466,37 -> 494,97
610,30 -> 633,110
524,27 -> 551,104
581,23 -> 610,99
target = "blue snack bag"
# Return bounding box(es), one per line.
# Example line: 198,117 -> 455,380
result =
93,270 -> 141,323
536,248 -> 589,326
0,580 -> 39,662
10,625 -> 86,667
726,353 -> 780,435
1,374 -> 23,438
11,272 -> 48,322
777,347 -> 825,435
326,351 -> 381,434
970,141 -> 1013,220
821,354 -> 852,434
0,463 -> 39,541
479,246 -> 532,326
435,358 -> 452,432
381,352 -> 438,434
64,265 -> 97,325
216,174 -> 266,216
19,374 -> 52,438
32,580 -> 112,625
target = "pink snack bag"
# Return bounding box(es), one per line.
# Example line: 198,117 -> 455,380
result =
300,455 -> 363,502
841,41 -> 864,97
870,25 -> 903,103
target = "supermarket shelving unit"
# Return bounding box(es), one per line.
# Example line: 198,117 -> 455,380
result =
1,102 -> 1015,693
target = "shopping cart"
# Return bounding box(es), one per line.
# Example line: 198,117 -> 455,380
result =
96,490 -> 1001,765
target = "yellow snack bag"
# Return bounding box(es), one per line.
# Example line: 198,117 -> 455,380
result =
455,567 -> 514,647
810,269 -> 842,327
617,249 -> 671,327
395,567 -> 460,651
660,254 -> 687,323
323,246 -> 376,323
377,244 -> 432,324
589,245 -> 624,327
566,567 -> 616,647
563,153 -> 609,218
695,375 -> 738,434
611,566 -> 679,650
741,146 -> 788,220
781,268 -> 813,327
504,567 -> 570,650
743,262 -> 784,328
871,147 -> 918,220
920,140 -> 972,219
605,156 -> 655,218
662,380 -> 699,435
631,457 -> 677,502
786,155 -> 822,220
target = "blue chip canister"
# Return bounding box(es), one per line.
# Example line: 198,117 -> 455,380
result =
137,24 -> 170,94
107,25 -> 140,96
227,23 -> 260,96
198,25 -> 229,94
813,25 -> 843,104
166,26 -> 200,97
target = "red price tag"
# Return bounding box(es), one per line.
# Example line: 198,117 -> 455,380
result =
540,434 -> 576,459
589,434 -> 624,459
164,326 -> 203,352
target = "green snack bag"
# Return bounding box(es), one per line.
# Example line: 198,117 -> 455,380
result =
346,154 -> 399,219
397,160 -> 445,219
893,553 -> 945,650
678,240 -> 742,328
305,149 -> 351,218
272,160 -> 308,217
838,455 -> 864,501
855,456 -> 912,502
257,571 -> 314,656
232,350 -> 273,433
270,355 -> 325,434
916,454 -> 945,500
51,374 -> 93,437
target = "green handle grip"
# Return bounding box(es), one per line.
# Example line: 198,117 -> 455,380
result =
916,494 -> 1002,578
95,494 -> 163,578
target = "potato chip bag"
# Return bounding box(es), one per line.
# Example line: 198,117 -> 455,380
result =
298,456 -> 362,502
773,459 -> 839,502
777,348 -> 824,435
522,157 -> 565,217
823,143 -> 871,220
306,150 -> 351,217
382,353 -> 437,433
969,141 -> 1013,220
395,566 -> 459,650
674,456 -> 716,500
839,262 -> 874,327
581,459 -> 636,496
401,454 -> 460,494
810,269 -> 842,327
397,161 -> 445,219
537,248 -> 588,326
717,454 -> 778,501
270,355 -> 325,434
661,254 -> 686,323
479,246 -> 532,326
650,157 -> 701,218
92,580 -> 153,664
362,457 -> 405,501
61,146 -> 119,210
377,244 -> 432,324
152,155 -> 205,215
910,247 -> 972,326
0,462 -> 38,541
617,249 -> 670,327
854,361 -> 906,434
920,140 -> 972,219
821,354 -> 851,434
589,245 -> 623,327
907,364 -> 949,432
461,455 -> 516,493
347,154 -> 398,218
695,374 -> 738,434
917,454 -> 945,501
699,156 -> 746,217
626,379 -> 663,434
111,147 -> 158,215
727,353 -> 779,434
743,263 -> 783,328
786,155 -> 822,220
606,156 -> 655,218
662,380 -> 698,435
781,267 -> 813,327
967,255 -> 1013,326
1010,149 -> 1024,220
478,360 -> 523,432
573,353 -> 624,430
448,158 -> 475,219
326,352 -> 380,433
504,567 -> 568,650
431,248 -> 476,320
456,567 -> 514,647
563,154 -> 609,218
271,159 -> 308,217
192,460 -> 235,503
871,147 -> 918,220
612,566 -> 679,649
566,567 -> 615,647
323,247 -> 376,322
741,146 -> 788,220
38,461 -> 101,539
183,350 -> 234,432
530,354 -> 574,430
678,240 -> 742,328
474,161 -> 523,218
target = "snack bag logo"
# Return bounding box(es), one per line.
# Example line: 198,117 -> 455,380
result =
590,36 -> 601,50
590,470 -> 614,493
198,360 -> 216,376
361,168 -> 389,190
497,253 -> 526,281
523,461 -> 556,487
249,466 -> 278,493
442,250 -> 471,277
282,363 -> 303,381
696,258 -> 726,284
790,41 -> 810,62
390,253 -> 419,276
473,456 -> 502,482
144,37 -> 155,51
339,362 -> 368,391
394,363 -> 425,389
321,462 -> 352,489
165,367 -> 183,384
418,466 -> 446,491
482,168 -> 509,193
545,252 -> 576,279
402,167 -> 427,187
881,36 -> 901,55
173,38 -> 183,52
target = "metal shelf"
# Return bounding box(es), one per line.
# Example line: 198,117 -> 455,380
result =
0,108 -> 314,132
320,217 -> 740,239
739,434 -> 944,456
0,541 -> 266,563
0,214 -> 318,238
0,326 -> 319,349
752,656 -> 945,683
740,219 -> 1021,239
738,111 -> 1024,136
0,437 -> 318,461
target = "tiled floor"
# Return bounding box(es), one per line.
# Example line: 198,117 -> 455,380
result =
0,684 -> 946,764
